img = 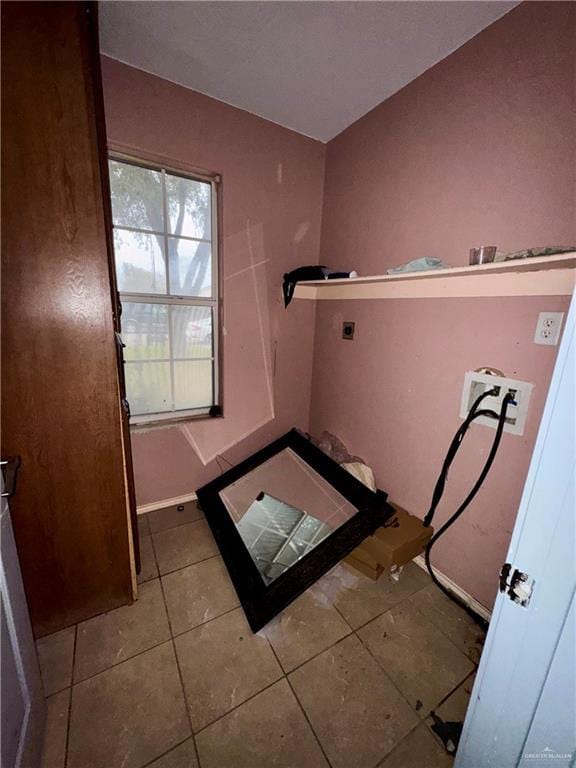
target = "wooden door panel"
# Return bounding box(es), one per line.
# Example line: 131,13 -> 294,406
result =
1,1 -> 134,635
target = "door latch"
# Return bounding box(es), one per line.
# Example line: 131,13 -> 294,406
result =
499,563 -> 534,607
1,456 -> 21,498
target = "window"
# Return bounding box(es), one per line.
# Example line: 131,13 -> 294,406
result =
108,157 -> 220,424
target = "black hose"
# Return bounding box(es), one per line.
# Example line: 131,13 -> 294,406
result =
424,388 -> 499,528
424,392 -> 515,622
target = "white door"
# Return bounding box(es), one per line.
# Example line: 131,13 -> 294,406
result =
1,466 -> 45,768
456,292 -> 575,768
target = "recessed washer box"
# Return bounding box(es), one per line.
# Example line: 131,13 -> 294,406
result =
460,371 -> 533,436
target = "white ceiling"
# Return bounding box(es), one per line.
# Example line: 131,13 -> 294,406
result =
99,1 -> 517,143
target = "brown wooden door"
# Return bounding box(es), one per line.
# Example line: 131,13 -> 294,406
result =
1,1 -> 135,636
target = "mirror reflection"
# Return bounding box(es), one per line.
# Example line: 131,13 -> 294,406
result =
219,448 -> 357,583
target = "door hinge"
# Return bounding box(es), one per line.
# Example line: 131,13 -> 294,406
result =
499,563 -> 534,607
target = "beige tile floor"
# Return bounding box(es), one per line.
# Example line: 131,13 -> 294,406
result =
39,501 -> 486,768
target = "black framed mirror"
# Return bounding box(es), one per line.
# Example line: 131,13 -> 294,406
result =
197,429 -> 393,631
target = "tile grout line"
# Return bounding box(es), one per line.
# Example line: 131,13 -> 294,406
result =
42,682 -> 73,697
429,667 -> 478,716
372,721 -> 433,768
145,508 -> 215,577
340,590 -> 425,709
354,623 -> 435,720
156,552 -> 221,579
285,629 -> 354,677
406,600 -> 482,666
263,605 -> 420,768
284,674 -> 335,768
147,555 -> 436,634
171,640 -> 200,765
192,675 -> 285,738
139,735 -> 197,768
49,512 -> 292,763
334,583 -> 429,634
327,596 -> 429,763
62,582 -> 472,709
149,521 -> 202,768
331,591 -> 439,767
152,588 -> 347,743
148,529 -> 397,648
261,632 -> 335,768
49,614 -> 420,768
407,583 -> 487,664
327,597 -> 354,630
330,566 -> 483,658
149,558 -> 445,748
60,508 -> 480,767
71,636 -> 174,686
148,529 -> 173,638
422,665 -> 478,757
176,617 -> 390,749
146,512 -> 204,537
170,602 -> 241,641
326,570 -> 426,634
423,667 -> 480,756
67,595 -> 241,688
63,624 -> 78,768
350,590 -> 476,731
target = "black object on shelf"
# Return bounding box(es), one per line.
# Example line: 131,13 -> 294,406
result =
283,265 -> 354,307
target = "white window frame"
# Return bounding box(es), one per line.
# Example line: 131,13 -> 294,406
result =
109,154 -> 221,427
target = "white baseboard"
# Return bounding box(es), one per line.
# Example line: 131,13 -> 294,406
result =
137,492 -> 198,516
413,555 -> 492,623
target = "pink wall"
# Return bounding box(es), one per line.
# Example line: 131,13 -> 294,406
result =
101,57 -> 326,505
310,2 -> 575,609
103,2 -> 574,610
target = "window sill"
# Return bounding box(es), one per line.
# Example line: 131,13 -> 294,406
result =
129,408 -> 222,430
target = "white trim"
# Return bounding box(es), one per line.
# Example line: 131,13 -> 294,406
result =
210,177 -> 220,407
413,555 -> 492,623
137,491 -> 198,515
120,293 -> 217,307
109,149 -> 219,185
110,155 -> 221,421
130,407 -> 212,430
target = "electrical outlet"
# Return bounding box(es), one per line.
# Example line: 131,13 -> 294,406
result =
534,312 -> 564,346
460,371 -> 533,436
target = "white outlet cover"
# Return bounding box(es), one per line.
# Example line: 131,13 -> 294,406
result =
534,312 -> 564,346
460,371 -> 533,436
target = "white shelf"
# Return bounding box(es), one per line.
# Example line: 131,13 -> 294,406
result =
293,253 -> 576,301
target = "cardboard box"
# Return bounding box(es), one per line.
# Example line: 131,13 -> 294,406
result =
346,543 -> 381,571
343,554 -> 383,581
351,503 -> 433,570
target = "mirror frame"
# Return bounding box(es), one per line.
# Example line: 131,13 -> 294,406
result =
196,429 -> 393,631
